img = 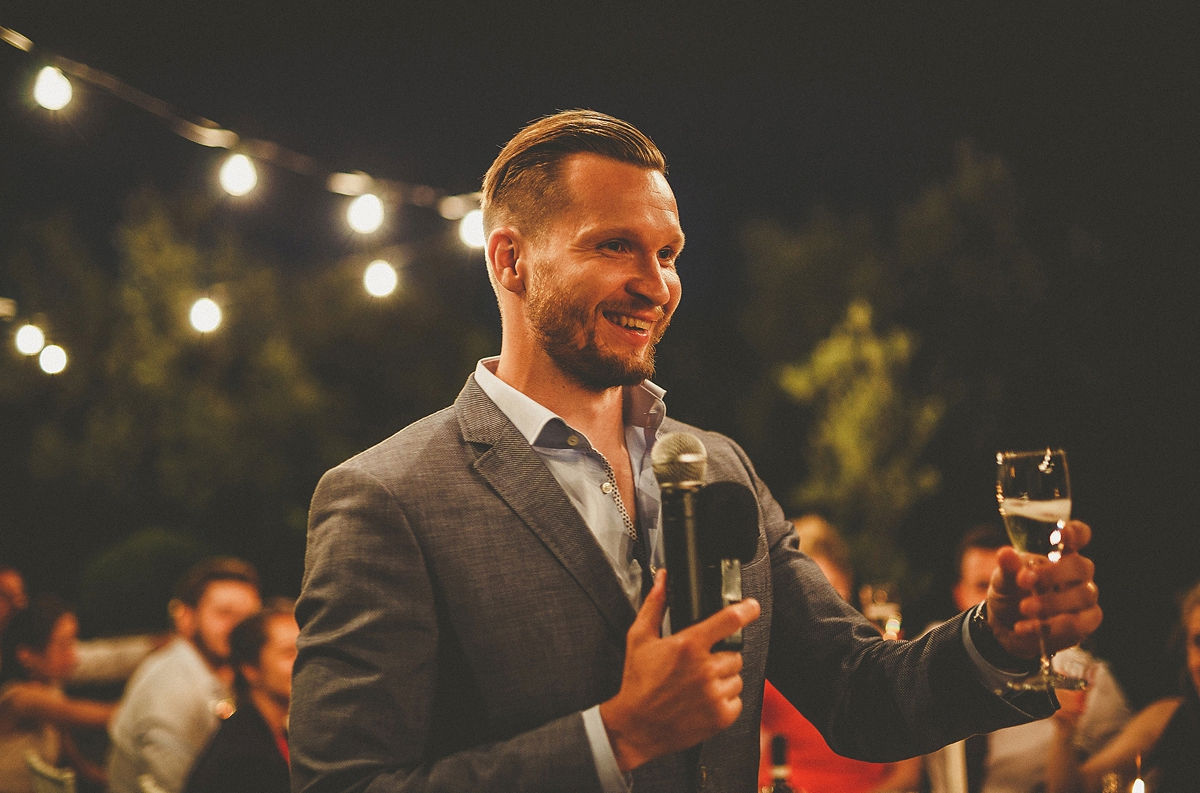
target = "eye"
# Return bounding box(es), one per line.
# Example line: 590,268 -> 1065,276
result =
657,247 -> 677,265
601,240 -> 629,253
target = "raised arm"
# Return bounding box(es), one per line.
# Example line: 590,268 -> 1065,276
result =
3,683 -> 115,729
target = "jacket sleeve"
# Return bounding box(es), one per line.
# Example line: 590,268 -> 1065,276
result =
289,462 -> 604,793
725,439 -> 1057,762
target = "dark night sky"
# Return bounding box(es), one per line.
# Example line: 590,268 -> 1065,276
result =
3,3 -> 1198,704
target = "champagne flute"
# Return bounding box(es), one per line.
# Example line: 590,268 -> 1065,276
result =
996,448 -> 1087,691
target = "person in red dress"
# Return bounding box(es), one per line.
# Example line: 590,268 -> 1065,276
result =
758,516 -> 922,792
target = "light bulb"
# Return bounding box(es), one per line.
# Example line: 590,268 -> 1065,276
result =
458,209 -> 485,248
33,66 -> 72,110
39,344 -> 67,374
15,324 -> 45,355
363,260 -> 399,298
219,154 -> 257,196
347,194 -> 384,234
190,298 -> 222,333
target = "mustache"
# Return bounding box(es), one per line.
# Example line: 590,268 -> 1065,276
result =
598,299 -> 667,322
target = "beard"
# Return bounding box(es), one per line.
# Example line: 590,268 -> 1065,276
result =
526,268 -> 670,392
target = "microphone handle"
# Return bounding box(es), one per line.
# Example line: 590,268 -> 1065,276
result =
661,485 -> 703,631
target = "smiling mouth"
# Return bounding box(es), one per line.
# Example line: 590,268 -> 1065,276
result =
604,312 -> 654,333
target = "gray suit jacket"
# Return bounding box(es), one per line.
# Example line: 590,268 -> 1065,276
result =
291,376 -> 1053,793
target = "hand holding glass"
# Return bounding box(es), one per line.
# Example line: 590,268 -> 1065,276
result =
996,448 -> 1088,691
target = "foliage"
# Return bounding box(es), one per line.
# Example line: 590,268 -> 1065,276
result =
76,527 -> 208,636
780,302 -> 942,589
0,186 -> 499,600
739,142 -> 1061,595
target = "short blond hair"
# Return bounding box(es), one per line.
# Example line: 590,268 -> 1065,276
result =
481,110 -> 666,239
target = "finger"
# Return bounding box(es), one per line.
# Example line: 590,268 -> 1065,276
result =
706,650 -> 745,679
992,547 -> 1026,596
1019,552 -> 1095,596
626,569 -> 668,647
1020,579 -> 1099,619
706,670 -> 745,703
1059,520 -> 1091,553
1016,605 -> 1104,652
686,598 -> 761,649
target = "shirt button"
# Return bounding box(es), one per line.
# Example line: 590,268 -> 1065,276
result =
566,435 -> 579,447
601,482 -> 614,494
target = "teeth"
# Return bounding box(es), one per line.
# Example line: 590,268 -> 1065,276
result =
610,314 -> 651,331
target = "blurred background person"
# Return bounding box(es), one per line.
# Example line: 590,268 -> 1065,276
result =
183,600 -> 297,793
107,557 -> 261,793
1046,579 -> 1200,793
925,525 -> 1130,793
758,515 -> 922,793
0,568 -> 30,668
0,595 -> 115,792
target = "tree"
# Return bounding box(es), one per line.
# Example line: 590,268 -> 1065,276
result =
779,301 -> 942,590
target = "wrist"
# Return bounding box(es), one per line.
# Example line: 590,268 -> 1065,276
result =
970,602 -> 1042,675
598,699 -> 648,773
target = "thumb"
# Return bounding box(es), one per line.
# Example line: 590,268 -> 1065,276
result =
626,569 -> 667,648
993,546 -> 1025,595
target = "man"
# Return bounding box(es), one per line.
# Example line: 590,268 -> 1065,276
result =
108,557 -> 262,793
925,525 -> 1129,793
291,110 -> 1103,792
183,601 -> 298,793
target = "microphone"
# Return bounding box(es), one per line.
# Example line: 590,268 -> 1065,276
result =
696,481 -> 760,651
651,432 -> 707,632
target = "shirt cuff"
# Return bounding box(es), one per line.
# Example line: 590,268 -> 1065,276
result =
582,705 -> 632,793
961,603 -> 1038,695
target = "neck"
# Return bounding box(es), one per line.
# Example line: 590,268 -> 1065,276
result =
249,688 -> 289,737
494,347 -> 628,451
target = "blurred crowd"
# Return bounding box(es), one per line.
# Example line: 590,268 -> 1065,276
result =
2,524 -> 1197,793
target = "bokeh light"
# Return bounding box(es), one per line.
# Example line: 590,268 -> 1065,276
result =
38,344 -> 67,374
363,260 -> 399,297
33,66 -> 72,110
219,153 -> 258,196
458,209 -> 485,248
347,193 -> 384,233
189,297 -> 222,332
14,324 -> 45,355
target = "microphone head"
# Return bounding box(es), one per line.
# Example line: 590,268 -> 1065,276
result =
651,432 -> 707,488
697,481 -> 760,563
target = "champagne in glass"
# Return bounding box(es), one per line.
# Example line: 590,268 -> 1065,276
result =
996,448 -> 1086,690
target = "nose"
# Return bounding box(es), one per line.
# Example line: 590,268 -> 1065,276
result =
628,251 -> 673,308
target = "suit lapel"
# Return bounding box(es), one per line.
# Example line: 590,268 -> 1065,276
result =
455,376 -> 638,636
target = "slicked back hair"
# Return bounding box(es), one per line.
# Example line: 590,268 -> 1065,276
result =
481,110 -> 667,242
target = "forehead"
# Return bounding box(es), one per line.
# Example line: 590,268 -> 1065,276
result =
961,547 -> 1001,577
555,153 -> 682,237
199,579 -> 260,606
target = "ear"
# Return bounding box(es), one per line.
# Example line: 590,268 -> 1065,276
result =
170,599 -> 196,639
486,227 -> 528,296
15,646 -> 38,674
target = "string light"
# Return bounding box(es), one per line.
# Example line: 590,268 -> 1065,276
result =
14,324 -> 46,355
347,194 -> 384,234
33,65 -> 72,110
458,209 -> 485,248
38,344 -> 67,374
189,298 -> 222,333
363,260 -> 399,297
219,153 -> 258,196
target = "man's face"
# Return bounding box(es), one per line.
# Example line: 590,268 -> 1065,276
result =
522,153 -> 684,391
190,580 -> 261,666
954,547 -> 1001,612
247,613 -> 299,706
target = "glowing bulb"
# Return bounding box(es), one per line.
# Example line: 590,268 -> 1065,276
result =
38,344 -> 67,374
190,298 -> 222,333
33,66 -> 72,110
219,154 -> 257,196
347,194 -> 384,233
363,260 -> 398,298
1131,779 -> 1144,793
458,209 -> 485,248
14,324 -> 46,355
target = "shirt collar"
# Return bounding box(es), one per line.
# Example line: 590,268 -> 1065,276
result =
473,357 -> 667,448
